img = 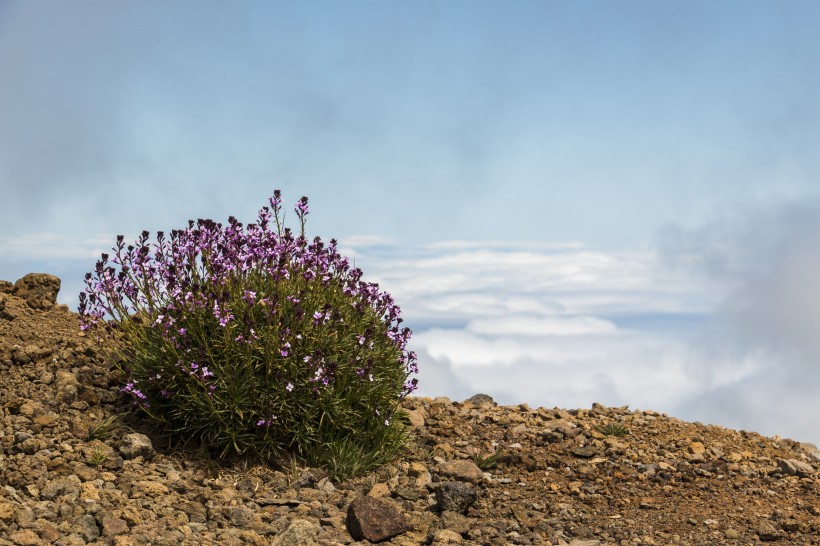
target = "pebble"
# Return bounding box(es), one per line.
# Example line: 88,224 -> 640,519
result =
1,278 -> 819,545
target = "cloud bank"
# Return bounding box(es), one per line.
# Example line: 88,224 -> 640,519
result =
339,206 -> 820,445
2,200 -> 818,445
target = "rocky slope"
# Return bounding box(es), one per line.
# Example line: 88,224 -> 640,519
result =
1,274 -> 819,545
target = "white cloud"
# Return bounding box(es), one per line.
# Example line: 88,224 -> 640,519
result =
658,199 -> 820,444
0,233 -> 110,261
346,229 -> 820,445
465,315 -> 617,337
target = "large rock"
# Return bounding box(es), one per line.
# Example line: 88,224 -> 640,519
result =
777,458 -> 815,478
13,273 -> 61,310
346,496 -> 407,542
119,433 -> 155,460
463,393 -> 495,407
436,481 -> 477,514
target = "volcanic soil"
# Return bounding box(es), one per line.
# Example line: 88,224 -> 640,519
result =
1,274 -> 819,545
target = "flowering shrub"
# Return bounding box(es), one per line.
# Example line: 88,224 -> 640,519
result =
79,191 -> 418,479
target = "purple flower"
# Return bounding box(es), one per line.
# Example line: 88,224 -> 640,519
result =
256,415 -> 277,427
294,196 -> 309,218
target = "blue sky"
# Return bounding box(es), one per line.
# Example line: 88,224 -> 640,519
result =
1,1 -> 820,444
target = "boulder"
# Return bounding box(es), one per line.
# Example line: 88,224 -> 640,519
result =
346,496 -> 407,542
13,273 -> 61,310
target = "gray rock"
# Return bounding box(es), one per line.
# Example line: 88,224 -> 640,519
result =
464,393 -> 495,406
224,505 -> 256,528
572,445 -> 598,459
800,442 -> 820,462
436,482 -> 477,514
440,510 -> 472,534
755,520 -> 781,541
346,496 -> 408,543
119,433 -> 155,460
270,518 -> 320,546
54,370 -> 80,404
777,458 -> 814,478
13,273 -> 61,310
74,513 -> 100,542
40,476 -> 81,500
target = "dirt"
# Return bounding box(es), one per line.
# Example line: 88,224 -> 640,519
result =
0,275 -> 818,545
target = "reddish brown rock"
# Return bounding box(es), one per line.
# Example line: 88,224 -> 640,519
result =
346,496 -> 407,542
13,273 -> 61,310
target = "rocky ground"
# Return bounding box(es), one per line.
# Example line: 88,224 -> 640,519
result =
1,274 -> 819,546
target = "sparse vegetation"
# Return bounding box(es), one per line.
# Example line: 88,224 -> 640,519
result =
594,422 -> 630,437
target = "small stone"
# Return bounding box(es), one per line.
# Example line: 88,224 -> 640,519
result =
725,452 -> 743,463
568,540 -> 602,546
224,506 -> 256,527
119,433 -> 155,460
571,445 -> 598,458
440,510 -> 472,535
432,528 -> 463,544
133,480 -> 168,496
0,501 -> 15,522
506,423 -> 528,439
395,485 -> 427,501
755,521 -> 781,541
406,409 -> 426,428
80,482 -> 100,500
368,482 -> 391,498
102,516 -> 129,537
436,481 -> 477,514
437,460 -> 485,483
408,462 -> 432,487
40,476 -> 81,500
9,529 -> 41,546
55,370 -> 80,404
75,513 -> 101,541
32,413 -> 57,426
346,496 -> 408,542
270,519 -> 320,546
688,442 -> 706,455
